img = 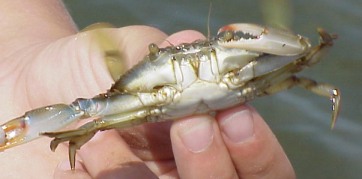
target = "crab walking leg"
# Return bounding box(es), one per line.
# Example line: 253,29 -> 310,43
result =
263,76 -> 340,128
0,104 -> 85,150
293,77 -> 340,129
304,28 -> 336,66
42,108 -> 158,170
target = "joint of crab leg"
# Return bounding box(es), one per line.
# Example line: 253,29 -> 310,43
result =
217,23 -> 311,56
317,28 -> 336,43
317,28 -> 337,47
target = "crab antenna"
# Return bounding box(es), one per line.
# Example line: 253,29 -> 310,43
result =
207,2 -> 212,39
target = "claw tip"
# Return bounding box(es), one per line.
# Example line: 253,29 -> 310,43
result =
0,127 -> 6,147
330,120 -> 336,130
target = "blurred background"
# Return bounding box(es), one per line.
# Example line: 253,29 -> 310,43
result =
63,0 -> 362,178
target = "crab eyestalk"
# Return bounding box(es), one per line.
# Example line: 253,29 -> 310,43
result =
217,23 -> 311,56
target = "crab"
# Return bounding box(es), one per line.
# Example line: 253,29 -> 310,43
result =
0,23 -> 339,169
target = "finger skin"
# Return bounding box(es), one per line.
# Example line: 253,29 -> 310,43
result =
77,130 -> 158,179
54,160 -> 92,179
217,105 -> 296,179
171,105 -> 295,179
171,115 -> 238,179
54,127 -> 162,179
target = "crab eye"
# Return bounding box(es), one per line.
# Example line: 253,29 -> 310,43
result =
148,43 -> 160,55
223,31 -> 234,41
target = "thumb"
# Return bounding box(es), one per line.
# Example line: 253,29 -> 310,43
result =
23,26 -> 167,107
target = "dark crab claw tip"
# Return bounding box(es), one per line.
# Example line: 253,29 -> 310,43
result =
217,23 -> 265,37
217,23 -> 311,56
317,28 -> 336,46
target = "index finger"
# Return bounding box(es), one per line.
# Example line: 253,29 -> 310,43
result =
217,105 -> 296,178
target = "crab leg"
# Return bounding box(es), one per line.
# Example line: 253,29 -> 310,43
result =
293,77 -> 340,129
217,23 -> 311,56
42,107 -> 157,170
260,76 -> 340,128
237,27 -> 339,128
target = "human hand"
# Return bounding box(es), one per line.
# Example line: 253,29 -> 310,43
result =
54,104 -> 296,179
50,24 -> 295,179
0,1 -> 295,178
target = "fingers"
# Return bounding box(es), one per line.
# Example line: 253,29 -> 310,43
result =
171,105 -> 295,179
218,105 -> 295,178
171,115 -> 239,178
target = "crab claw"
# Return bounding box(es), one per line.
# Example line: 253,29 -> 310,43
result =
0,104 -> 83,151
217,23 -> 311,56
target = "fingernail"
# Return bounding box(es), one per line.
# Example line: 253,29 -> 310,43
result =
178,117 -> 214,153
220,108 -> 254,143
